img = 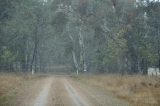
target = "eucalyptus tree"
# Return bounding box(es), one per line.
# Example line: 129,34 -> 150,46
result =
50,0 -> 89,74
145,1 -> 160,70
0,0 -> 52,72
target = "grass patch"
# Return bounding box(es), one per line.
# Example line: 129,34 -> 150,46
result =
72,74 -> 160,106
0,73 -> 47,106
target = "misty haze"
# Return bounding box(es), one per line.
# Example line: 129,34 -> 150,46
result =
0,0 -> 160,106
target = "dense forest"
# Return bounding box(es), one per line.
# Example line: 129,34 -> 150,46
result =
0,0 -> 160,74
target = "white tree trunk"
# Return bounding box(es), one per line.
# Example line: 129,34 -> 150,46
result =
32,69 -> 35,75
67,24 -> 80,75
79,26 -> 87,72
72,51 -> 79,75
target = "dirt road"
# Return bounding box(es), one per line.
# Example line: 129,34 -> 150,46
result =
18,76 -> 129,106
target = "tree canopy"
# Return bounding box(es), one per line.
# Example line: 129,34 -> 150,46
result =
0,0 -> 160,74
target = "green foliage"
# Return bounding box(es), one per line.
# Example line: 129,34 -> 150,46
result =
0,48 -> 16,63
0,0 -> 160,73
104,28 -> 127,64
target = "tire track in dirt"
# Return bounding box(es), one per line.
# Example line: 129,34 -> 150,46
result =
64,79 -> 90,106
18,76 -> 129,106
48,76 -> 73,106
33,78 -> 52,106
66,77 -> 129,106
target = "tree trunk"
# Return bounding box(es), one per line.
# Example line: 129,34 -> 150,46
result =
30,40 -> 38,73
79,26 -> 87,72
158,29 -> 160,71
67,23 -> 81,75
72,51 -> 79,75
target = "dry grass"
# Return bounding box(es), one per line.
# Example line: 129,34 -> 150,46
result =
0,73 -> 47,106
0,73 -> 24,105
74,74 -> 160,106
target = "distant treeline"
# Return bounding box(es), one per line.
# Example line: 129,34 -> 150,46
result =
0,0 -> 159,74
